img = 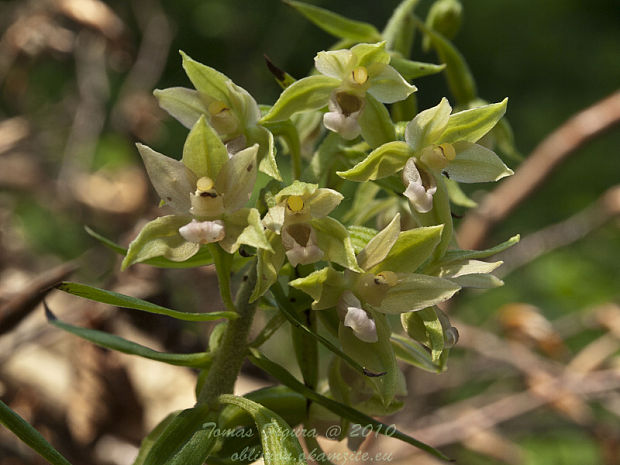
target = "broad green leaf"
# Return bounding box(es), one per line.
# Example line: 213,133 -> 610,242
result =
288,267 -> 347,310
247,349 -> 450,460
372,225 -> 443,274
444,177 -> 477,207
404,97 -> 451,151
218,394 -> 307,465
339,311 -> 399,405
379,273 -> 460,314
85,226 -> 215,269
136,143 -> 195,213
358,93 -> 396,149
312,217 -> 362,272
390,57 -> 445,80
391,334 -> 439,372
260,76 -> 339,123
357,214 -> 400,271
181,51 -> 231,104
122,215 -> 199,270
337,141 -> 412,181
285,0 -> 381,42
182,115 -> 228,179
57,282 -> 237,321
0,400 -> 73,465
137,403 -> 214,465
133,412 -> 181,465
439,99 -> 508,145
382,0 -> 420,56
415,19 -> 476,105
445,142 -> 513,183
154,87 -> 207,129
438,234 -> 520,265
401,307 -> 444,362
221,208 -> 272,254
46,305 -> 213,368
272,283 -> 382,377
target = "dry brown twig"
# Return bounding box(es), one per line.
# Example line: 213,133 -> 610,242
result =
458,91 -> 620,250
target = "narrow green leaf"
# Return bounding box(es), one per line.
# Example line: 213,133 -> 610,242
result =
46,304 -> 213,368
260,76 -> 339,123
337,141 -> 412,182
85,226 -> 215,269
247,349 -> 450,461
134,412 -> 181,465
438,234 -> 520,264
218,394 -> 307,465
390,57 -> 445,80
286,0 -> 381,42
0,400 -> 73,465
57,281 -> 237,322
271,283 -> 383,378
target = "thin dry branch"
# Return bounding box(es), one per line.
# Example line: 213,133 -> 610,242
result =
458,91 -> 620,250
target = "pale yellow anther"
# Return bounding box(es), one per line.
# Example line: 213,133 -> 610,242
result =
438,143 -> 456,161
375,271 -> 398,287
196,176 -> 215,192
286,195 -> 304,213
208,100 -> 229,116
352,66 -> 368,85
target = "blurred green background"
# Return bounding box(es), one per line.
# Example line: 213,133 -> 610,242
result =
1,0 -> 618,464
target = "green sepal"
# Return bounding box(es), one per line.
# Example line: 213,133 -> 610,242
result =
390,57 -> 445,80
0,400 -> 73,465
337,141 -> 412,181
444,177 -> 477,207
251,231 -> 286,302
56,281 -> 237,321
85,226 -> 215,269
288,267 -> 347,310
339,310 -> 400,405
404,97 -> 451,151
218,394 -> 307,465
248,125 -> 282,181
182,115 -> 228,180
379,273 -> 460,314
45,304 -> 213,368
154,87 -> 207,129
122,215 -> 199,270
358,93 -> 396,149
220,208 -> 273,254
260,75 -> 339,123
371,224 -> 443,274
445,141 -> 513,183
247,349 -> 451,461
414,19 -> 476,105
401,307 -> 444,363
181,51 -> 232,105
215,144 -> 259,212
285,0 -> 381,42
439,98 -> 508,145
356,214 -> 400,271
311,217 -> 362,272
391,333 -> 440,372
382,0 -> 420,56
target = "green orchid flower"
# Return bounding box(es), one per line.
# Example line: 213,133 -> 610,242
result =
122,117 -> 271,269
338,97 -> 513,213
154,51 -> 281,180
261,42 -> 415,143
251,180 -> 360,301
289,214 -> 461,343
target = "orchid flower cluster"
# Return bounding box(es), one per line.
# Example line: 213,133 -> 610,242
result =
37,1 -> 519,463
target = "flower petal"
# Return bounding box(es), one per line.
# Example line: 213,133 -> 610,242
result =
367,65 -> 416,104
444,142 -> 513,183
179,219 -> 225,244
340,294 -> 378,343
402,158 -> 436,213
215,144 -> 258,211
315,49 -> 353,79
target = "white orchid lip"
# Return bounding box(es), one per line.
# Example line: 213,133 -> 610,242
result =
338,292 -> 378,343
179,219 -> 225,244
323,90 -> 365,140
281,222 -> 323,266
402,157 -> 437,213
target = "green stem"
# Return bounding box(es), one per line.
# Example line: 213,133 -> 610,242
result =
197,262 -> 257,406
